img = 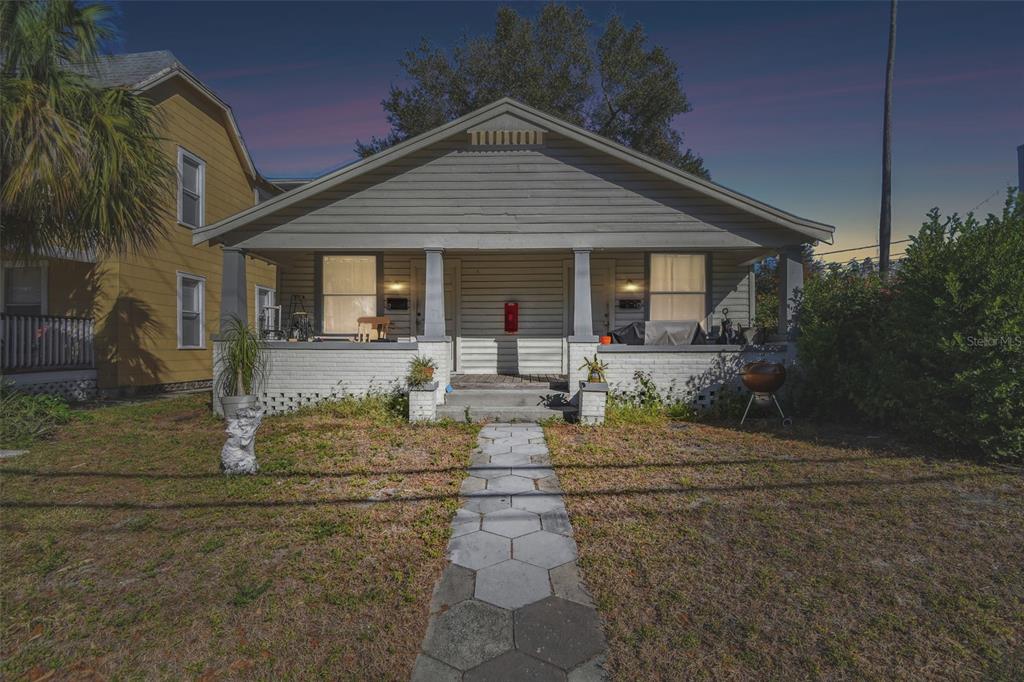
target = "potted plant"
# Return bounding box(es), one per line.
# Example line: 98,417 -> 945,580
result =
215,317 -> 268,418
578,355 -> 609,383
407,355 -> 437,388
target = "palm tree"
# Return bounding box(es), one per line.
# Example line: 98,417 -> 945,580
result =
879,0 -> 898,276
0,0 -> 173,261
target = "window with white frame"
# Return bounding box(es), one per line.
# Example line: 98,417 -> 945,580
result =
3,264 -> 46,316
255,285 -> 277,334
321,255 -> 376,334
649,254 -> 707,323
177,272 -> 206,349
178,147 -> 205,228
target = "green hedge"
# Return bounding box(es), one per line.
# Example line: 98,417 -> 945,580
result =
796,192 -> 1023,461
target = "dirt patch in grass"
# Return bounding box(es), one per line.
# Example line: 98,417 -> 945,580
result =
1,394 -> 477,680
545,420 -> 1024,680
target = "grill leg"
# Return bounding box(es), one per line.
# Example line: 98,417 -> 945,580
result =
740,393 -> 756,425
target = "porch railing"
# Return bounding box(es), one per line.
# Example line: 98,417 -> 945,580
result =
1,314 -> 96,372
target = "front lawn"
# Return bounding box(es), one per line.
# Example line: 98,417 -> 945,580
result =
1,394 -> 476,680
545,420 -> 1024,680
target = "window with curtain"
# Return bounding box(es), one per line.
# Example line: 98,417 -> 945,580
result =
649,254 -> 707,322
322,255 -> 376,334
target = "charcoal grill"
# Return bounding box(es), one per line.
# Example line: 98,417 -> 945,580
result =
739,361 -> 792,426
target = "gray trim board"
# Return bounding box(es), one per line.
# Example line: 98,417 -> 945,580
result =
260,341 -> 419,350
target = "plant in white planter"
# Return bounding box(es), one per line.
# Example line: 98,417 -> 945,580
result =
216,317 -> 268,418
215,317 -> 268,475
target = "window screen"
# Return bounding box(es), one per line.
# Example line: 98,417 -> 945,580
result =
322,256 -> 376,334
649,254 -> 707,322
179,150 -> 204,227
178,274 -> 204,348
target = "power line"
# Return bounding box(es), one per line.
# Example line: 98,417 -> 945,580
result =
816,238 -> 911,256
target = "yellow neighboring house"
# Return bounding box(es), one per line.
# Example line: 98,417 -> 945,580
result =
0,51 -> 278,398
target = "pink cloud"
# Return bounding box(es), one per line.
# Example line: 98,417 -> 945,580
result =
238,96 -> 388,153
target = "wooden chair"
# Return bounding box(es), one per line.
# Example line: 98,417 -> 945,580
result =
356,316 -> 391,342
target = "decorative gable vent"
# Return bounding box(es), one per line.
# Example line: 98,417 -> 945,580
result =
467,113 -> 546,146
469,129 -> 544,146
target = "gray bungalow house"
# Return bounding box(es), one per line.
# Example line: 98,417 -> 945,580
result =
194,98 -> 834,417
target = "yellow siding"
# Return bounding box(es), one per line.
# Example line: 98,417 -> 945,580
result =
84,77 -> 276,390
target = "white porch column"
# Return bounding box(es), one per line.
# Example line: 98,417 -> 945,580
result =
423,248 -> 446,340
568,248 -> 599,399
220,247 -> 247,333
777,246 -> 804,339
570,248 -> 596,341
420,248 -> 450,404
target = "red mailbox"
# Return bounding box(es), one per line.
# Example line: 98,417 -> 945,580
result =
504,302 -> 519,334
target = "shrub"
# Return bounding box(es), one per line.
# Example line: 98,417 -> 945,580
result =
0,388 -> 73,447
606,370 -> 695,425
795,191 -> 1024,461
307,390 -> 408,425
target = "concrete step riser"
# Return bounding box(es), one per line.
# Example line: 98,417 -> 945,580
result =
437,405 -> 573,423
445,390 -> 569,407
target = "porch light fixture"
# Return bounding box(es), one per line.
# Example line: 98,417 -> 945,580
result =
387,281 -> 405,291
624,279 -> 639,292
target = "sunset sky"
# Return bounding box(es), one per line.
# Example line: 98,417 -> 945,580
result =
113,1 -> 1023,260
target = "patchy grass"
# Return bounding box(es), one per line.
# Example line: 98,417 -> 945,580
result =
0,393 -> 477,680
545,420 -> 1024,680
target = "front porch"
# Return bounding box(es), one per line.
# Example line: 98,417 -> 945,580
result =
214,245 -> 802,416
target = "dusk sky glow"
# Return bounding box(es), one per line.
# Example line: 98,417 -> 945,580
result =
113,1 -> 1023,258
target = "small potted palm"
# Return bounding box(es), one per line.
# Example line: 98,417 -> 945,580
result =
407,355 -> 437,388
579,355 -> 608,383
215,317 -> 268,418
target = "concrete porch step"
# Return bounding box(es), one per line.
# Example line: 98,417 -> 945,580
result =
444,388 -> 570,408
437,404 -> 575,423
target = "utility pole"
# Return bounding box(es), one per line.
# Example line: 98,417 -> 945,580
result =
879,0 -> 898,278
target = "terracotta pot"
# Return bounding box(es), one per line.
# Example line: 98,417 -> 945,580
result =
599,335 -> 612,345
424,367 -> 435,380
740,361 -> 786,394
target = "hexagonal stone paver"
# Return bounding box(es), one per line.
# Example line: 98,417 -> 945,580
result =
511,491 -> 565,514
448,531 -> 510,570
430,563 -> 476,613
460,476 -> 486,494
487,475 -> 535,495
536,474 -> 561,491
515,596 -> 605,670
549,561 -> 594,606
468,465 -> 512,480
540,508 -> 573,536
423,600 -> 514,671
464,650 -> 564,681
463,493 -> 512,514
514,530 -> 577,569
451,509 -> 480,538
512,466 -> 556,480
475,559 -> 551,609
489,452 -> 534,467
482,507 -> 542,538
411,654 -> 461,681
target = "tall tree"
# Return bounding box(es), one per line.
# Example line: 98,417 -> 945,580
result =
1,0 -> 173,261
878,0 -> 898,276
356,4 -> 708,178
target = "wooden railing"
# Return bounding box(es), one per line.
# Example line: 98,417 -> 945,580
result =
1,314 -> 95,372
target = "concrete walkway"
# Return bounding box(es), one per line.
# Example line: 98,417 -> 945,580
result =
413,423 -> 608,681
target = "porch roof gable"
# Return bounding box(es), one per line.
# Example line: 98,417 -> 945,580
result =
192,98 -> 835,247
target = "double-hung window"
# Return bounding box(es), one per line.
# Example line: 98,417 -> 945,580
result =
321,255 -> 376,334
3,264 -> 46,315
649,254 -> 708,323
178,148 -> 205,228
255,285 -> 277,334
177,272 -> 206,349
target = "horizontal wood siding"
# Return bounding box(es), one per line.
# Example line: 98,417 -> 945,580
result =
457,252 -> 567,374
710,252 -> 753,328
233,134 -> 796,249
